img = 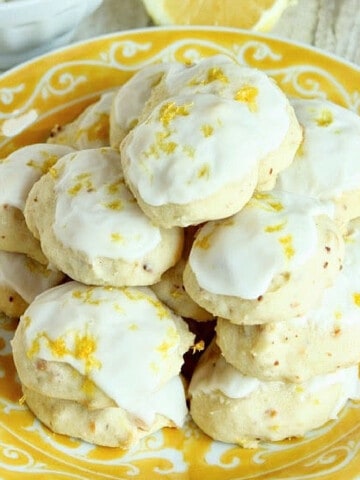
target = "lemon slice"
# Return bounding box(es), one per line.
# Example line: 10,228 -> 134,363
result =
142,0 -> 296,32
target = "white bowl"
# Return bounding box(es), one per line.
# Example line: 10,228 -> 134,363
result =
0,0 -> 103,70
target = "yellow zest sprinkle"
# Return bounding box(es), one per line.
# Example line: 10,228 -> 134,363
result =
197,164 -> 211,180
201,124 -> 214,137
72,288 -> 101,306
107,178 -> 125,195
82,376 -> 96,396
189,67 -> 229,86
352,293 -> 360,307
67,172 -> 94,196
47,336 -> 68,357
77,113 -> 109,142
111,233 -> 124,243
103,200 -> 123,211
295,385 -> 304,393
234,85 -> 258,112
49,166 -> 59,179
315,109 -> 333,127
279,235 -> 295,260
334,310 -> 342,320
23,316 -> 32,328
264,222 -> 286,233
113,302 -> 123,313
122,288 -> 170,320
159,101 -> 192,127
191,340 -> 205,353
26,154 -> 58,175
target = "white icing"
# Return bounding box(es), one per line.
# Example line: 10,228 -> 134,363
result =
189,190 -> 328,299
21,281 -> 193,426
0,143 -> 74,211
52,147 -> 162,261
112,62 -> 184,138
121,55 -> 290,206
0,250 -> 63,304
284,220 -> 360,330
189,345 -> 359,409
276,98 -> 360,198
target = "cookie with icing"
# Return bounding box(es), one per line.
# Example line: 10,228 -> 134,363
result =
0,143 -> 74,264
48,92 -> 115,149
184,190 -> 344,324
216,217 -> 360,382
189,342 -> 359,447
24,147 -> 183,286
0,250 -> 64,318
110,62 -> 184,148
138,54 -> 302,192
276,98 -> 360,228
12,281 -> 194,447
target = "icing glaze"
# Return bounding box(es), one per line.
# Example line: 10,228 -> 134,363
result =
0,143 -> 74,211
121,55 -> 290,206
0,250 -> 63,303
189,344 -> 359,416
111,62 -> 184,141
189,190 -> 332,298
21,281 -> 193,426
283,218 -> 360,329
276,98 -> 360,198
52,148 -> 162,261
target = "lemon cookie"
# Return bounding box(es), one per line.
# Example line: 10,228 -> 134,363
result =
25,148 -> 183,286
276,98 -> 360,227
140,54 -> 302,191
189,342 -> 359,447
110,62 -> 184,148
48,91 -> 115,149
0,143 -> 74,263
0,250 -> 64,318
184,190 -> 344,324
216,217 -> 360,382
12,281 -> 194,447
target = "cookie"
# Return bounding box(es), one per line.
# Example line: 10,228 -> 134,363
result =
140,54 -> 302,191
24,148 -> 183,286
48,92 -> 115,149
12,281 -> 194,447
0,250 -> 64,318
120,55 -> 301,228
0,143 -> 74,263
276,98 -> 360,227
184,190 -> 344,324
189,342 -> 359,447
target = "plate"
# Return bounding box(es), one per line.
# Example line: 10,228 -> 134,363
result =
0,26 -> 359,480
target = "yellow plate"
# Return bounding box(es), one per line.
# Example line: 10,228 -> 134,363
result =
0,27 -> 359,480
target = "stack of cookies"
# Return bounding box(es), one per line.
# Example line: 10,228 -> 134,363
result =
5,54 -> 360,449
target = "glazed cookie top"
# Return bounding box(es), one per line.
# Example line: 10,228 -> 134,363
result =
111,62 -> 184,143
276,98 -> 360,199
189,343 -> 359,410
51,148 -> 163,261
20,282 -> 194,425
189,190 -> 333,299
0,250 -> 63,303
49,92 -> 114,149
0,143 -> 74,211
121,55 -> 290,206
